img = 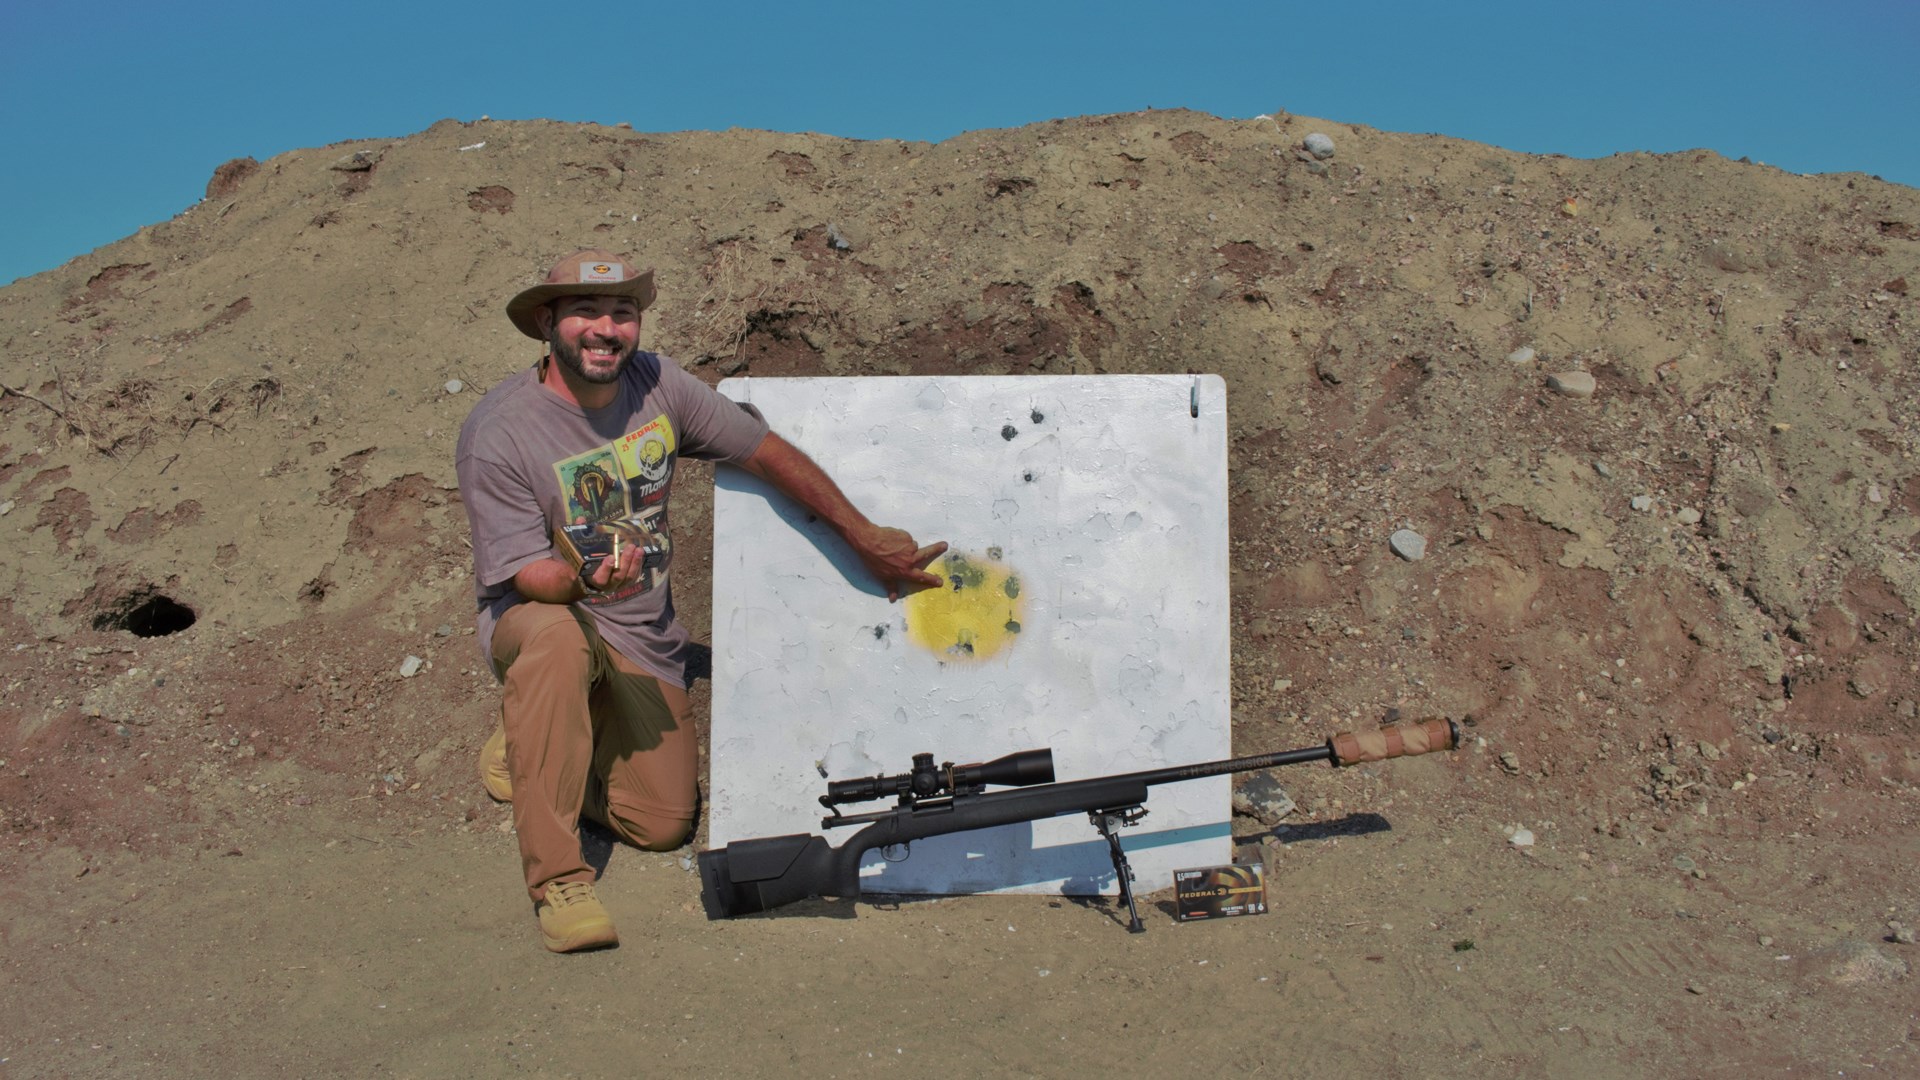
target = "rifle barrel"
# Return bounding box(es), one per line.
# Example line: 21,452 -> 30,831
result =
1115,744 -> 1336,788
1002,718 -> 1460,798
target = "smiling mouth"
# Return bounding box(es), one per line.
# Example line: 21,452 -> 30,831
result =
552,337 -> 630,385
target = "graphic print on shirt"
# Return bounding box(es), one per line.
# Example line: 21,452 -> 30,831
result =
552,414 -> 677,602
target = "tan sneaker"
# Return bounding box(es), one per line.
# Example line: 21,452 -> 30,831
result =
537,880 -> 618,953
479,723 -> 512,803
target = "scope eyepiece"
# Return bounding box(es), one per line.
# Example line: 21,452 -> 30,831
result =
821,774 -> 890,807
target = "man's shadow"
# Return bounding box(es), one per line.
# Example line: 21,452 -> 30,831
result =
583,821 -> 618,874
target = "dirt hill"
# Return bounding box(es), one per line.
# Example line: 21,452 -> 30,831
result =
2,110 -> 1917,1077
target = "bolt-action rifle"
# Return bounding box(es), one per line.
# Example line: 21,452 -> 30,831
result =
698,718 -> 1459,932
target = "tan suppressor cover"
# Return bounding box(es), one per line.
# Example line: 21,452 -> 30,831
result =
1330,718 -> 1456,766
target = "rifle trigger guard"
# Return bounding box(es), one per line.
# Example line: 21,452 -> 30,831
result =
880,842 -> 911,863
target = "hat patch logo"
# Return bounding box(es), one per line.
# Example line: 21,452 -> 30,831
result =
579,262 -> 625,283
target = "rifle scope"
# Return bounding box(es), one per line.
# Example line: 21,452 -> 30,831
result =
820,748 -> 1056,809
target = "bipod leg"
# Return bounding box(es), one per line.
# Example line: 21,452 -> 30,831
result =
1090,806 -> 1149,934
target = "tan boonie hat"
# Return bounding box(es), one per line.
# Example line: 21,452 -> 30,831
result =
505,249 -> 657,340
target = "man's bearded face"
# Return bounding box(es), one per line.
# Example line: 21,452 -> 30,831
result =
546,297 -> 641,384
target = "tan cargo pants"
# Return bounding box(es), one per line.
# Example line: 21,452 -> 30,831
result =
491,601 -> 696,902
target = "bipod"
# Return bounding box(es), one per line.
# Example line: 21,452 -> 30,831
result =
1091,805 -> 1150,933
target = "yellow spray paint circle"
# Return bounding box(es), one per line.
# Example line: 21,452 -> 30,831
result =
904,551 -> 1025,661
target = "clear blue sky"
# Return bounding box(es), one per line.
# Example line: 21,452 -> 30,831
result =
3,1 -> 1915,286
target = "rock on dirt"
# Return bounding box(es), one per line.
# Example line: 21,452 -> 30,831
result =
1546,370 -> 1596,397
1794,940 -> 1911,986
1233,773 -> 1297,826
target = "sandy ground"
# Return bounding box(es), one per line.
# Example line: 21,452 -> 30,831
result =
5,763 -> 1915,1077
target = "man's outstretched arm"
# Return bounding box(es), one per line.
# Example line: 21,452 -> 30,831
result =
737,432 -> 947,601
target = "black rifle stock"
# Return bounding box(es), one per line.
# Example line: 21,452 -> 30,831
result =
698,718 -> 1459,932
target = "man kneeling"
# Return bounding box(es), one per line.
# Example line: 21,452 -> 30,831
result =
456,250 -> 944,951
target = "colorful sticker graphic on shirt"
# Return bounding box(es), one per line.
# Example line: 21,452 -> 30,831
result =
555,447 -> 629,524
614,415 -> 677,503
551,415 -> 680,602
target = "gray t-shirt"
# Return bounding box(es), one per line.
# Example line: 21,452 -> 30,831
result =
454,351 -> 769,687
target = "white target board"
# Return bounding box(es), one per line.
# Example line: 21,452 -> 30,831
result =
709,374 -> 1231,896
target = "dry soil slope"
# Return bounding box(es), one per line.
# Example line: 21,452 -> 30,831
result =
1,108 -> 1917,833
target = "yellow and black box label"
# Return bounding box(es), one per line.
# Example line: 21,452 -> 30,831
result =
1173,863 -> 1267,922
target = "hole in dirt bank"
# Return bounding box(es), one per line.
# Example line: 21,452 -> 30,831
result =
93,593 -> 198,637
